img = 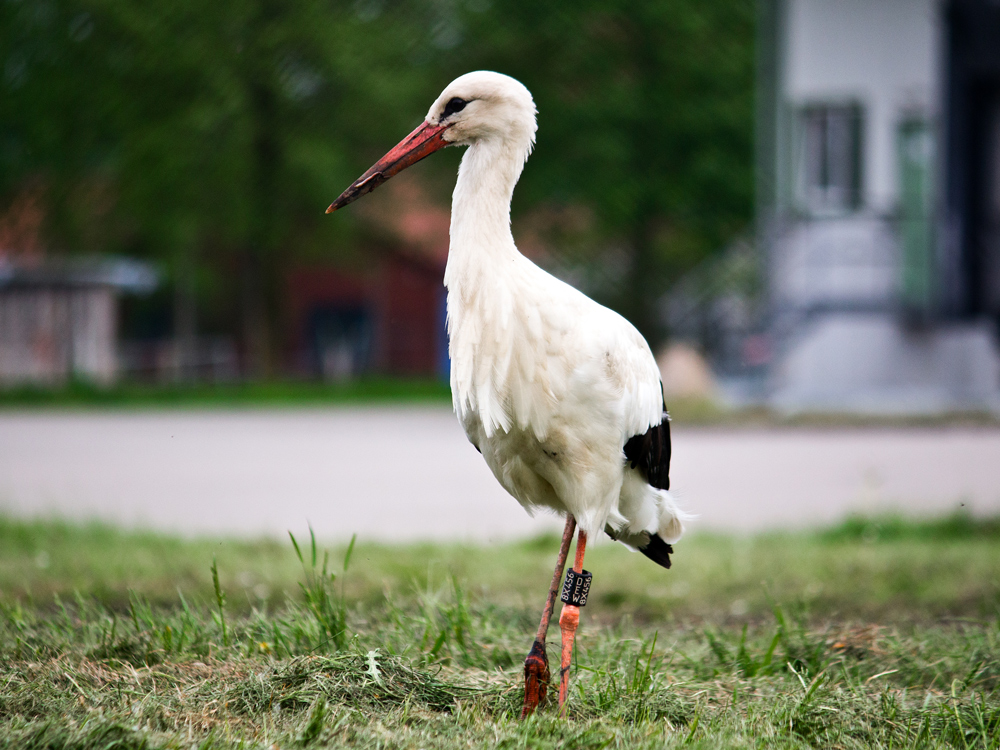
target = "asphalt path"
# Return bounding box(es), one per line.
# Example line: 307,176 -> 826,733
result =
1,407 -> 998,541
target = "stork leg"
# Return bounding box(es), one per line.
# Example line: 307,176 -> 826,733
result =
558,529 -> 588,713
521,514 -> 577,719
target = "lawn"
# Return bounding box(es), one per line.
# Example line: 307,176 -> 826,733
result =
1,514 -> 998,748
0,378 -> 454,410
3,378 -> 999,430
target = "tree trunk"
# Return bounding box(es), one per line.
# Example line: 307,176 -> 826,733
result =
621,17 -> 667,351
623,206 -> 663,349
240,21 -> 281,380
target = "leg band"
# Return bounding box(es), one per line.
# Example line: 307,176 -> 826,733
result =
560,569 -> 592,607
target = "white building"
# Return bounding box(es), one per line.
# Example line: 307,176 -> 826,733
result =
0,259 -> 157,386
759,0 -> 1000,412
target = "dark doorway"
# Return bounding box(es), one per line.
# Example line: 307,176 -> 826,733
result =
308,306 -> 373,380
975,90 -> 1000,315
944,0 -> 1000,323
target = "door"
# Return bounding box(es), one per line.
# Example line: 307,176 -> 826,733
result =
897,119 -> 935,313
981,94 -> 1000,315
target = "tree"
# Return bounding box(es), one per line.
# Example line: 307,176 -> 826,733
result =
1,0 -> 754,371
99,0 -> 446,376
1,0 -> 446,375
440,0 -> 756,346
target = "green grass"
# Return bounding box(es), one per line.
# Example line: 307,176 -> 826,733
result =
3,379 -> 998,427
0,378 -> 453,410
1,514 -> 999,748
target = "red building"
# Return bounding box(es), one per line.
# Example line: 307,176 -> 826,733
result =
285,251 -> 447,379
284,177 -> 451,379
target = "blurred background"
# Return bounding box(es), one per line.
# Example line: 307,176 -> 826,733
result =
3,0 -> 999,409
0,0 -> 755,389
1,0 -> 999,540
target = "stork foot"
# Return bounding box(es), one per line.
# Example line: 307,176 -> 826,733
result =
521,639 -> 550,718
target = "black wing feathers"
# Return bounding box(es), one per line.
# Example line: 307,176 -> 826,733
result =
620,386 -> 674,570
623,389 -> 671,491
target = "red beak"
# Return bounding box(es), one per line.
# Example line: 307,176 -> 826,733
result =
326,120 -> 451,213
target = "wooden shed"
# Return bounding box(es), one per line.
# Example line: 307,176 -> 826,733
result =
0,259 -> 157,386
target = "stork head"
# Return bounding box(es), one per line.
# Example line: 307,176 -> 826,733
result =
326,71 -> 536,213
425,71 -> 537,149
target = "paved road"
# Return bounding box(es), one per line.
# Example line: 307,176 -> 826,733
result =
1,407 -> 998,541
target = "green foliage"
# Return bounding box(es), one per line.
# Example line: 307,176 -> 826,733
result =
1,0 -> 448,371
445,0 -> 756,342
1,0 -> 756,362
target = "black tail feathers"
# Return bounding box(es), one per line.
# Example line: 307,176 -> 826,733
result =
638,533 -> 673,569
603,526 -> 674,570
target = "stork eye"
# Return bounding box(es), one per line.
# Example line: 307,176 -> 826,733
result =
442,97 -> 467,118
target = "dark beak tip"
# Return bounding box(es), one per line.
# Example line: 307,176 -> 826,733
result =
325,120 -> 448,218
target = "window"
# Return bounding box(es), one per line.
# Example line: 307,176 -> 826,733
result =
797,104 -> 863,215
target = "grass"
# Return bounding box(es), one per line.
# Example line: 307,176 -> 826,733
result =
1,513 -> 999,748
0,378 -> 453,410
3,379 -> 998,427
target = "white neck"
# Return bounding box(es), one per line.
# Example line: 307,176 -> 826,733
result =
443,137 -> 529,295
442,135 -> 533,435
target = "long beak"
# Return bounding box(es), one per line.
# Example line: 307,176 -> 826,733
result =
326,120 -> 451,213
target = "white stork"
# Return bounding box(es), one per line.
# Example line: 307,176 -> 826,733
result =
328,71 -> 688,716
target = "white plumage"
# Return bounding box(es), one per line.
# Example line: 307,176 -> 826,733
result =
328,70 -> 688,715
430,72 -> 687,545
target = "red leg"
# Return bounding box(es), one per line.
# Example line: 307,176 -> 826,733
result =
521,514 -> 576,719
558,529 -> 588,712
